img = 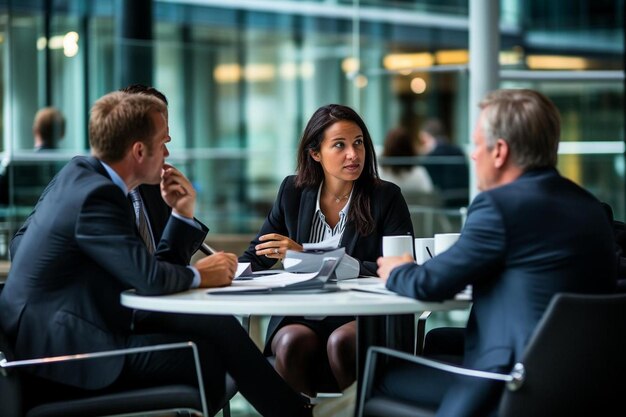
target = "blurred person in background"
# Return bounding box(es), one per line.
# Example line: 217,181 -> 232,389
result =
379,126 -> 433,196
418,118 -> 469,208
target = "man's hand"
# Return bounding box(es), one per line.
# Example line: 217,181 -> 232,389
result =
194,252 -> 238,288
377,254 -> 413,282
161,163 -> 196,218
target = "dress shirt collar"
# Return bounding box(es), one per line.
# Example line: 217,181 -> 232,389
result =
99,160 -> 129,195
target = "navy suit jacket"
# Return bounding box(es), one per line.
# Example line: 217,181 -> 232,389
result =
10,181 -> 172,260
387,167 -> 617,416
0,156 -> 208,389
240,175 -> 414,350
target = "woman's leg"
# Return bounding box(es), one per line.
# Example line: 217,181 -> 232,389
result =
326,320 -> 356,390
271,324 -> 321,396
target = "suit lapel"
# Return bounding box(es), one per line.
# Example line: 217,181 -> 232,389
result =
341,220 -> 359,254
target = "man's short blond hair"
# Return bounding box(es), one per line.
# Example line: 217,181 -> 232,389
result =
89,91 -> 166,163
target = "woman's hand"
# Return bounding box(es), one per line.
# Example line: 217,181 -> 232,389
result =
255,233 -> 303,260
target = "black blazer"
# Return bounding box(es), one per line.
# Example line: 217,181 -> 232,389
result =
0,156 -> 207,390
240,175 -> 414,349
241,175 -> 413,276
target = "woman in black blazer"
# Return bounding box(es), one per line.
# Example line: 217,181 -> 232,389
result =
240,104 -> 413,396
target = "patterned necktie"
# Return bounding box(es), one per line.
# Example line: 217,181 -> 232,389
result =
129,189 -> 155,254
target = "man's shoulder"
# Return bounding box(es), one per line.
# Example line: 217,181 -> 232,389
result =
50,156 -> 116,198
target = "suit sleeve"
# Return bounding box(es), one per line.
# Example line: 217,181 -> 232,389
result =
75,185 -> 196,295
239,177 -> 292,271
387,192 -> 506,300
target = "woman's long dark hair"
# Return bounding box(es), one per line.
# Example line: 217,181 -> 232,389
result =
295,104 -> 380,236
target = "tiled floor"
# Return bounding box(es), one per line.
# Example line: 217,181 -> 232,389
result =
224,393 -> 261,416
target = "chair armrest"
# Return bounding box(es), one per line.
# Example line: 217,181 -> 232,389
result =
357,346 -> 525,417
0,341 -> 209,417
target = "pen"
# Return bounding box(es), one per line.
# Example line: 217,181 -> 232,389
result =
426,247 -> 434,259
200,242 -> 218,255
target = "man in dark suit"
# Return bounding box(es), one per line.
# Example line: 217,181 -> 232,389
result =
377,89 -> 617,416
0,91 -> 311,417
10,85 -> 191,258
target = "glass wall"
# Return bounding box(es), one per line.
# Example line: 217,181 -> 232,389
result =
0,0 -> 623,257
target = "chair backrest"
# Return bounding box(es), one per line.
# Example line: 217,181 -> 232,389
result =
499,292 -> 626,417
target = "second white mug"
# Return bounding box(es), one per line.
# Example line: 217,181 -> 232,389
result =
414,238 -> 435,264
434,233 -> 461,255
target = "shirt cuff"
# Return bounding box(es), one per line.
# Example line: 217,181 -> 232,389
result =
188,266 -> 201,288
172,212 -> 201,230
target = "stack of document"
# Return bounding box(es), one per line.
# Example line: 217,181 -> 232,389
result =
207,257 -> 341,294
283,247 -> 359,280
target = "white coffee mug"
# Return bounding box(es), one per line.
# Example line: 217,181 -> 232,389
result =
414,238 -> 435,264
382,235 -> 414,258
434,233 -> 461,255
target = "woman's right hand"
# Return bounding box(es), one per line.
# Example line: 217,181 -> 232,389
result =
255,233 -> 303,260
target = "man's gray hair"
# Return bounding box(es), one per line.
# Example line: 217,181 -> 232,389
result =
479,89 -> 560,170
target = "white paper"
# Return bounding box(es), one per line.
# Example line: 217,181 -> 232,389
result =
235,262 -> 252,278
302,234 -> 341,251
207,271 -> 319,293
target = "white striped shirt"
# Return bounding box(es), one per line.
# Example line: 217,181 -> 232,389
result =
308,182 -> 352,244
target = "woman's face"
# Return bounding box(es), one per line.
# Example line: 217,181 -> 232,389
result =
310,120 -> 365,183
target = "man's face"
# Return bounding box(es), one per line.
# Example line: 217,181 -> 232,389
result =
471,109 -> 498,192
142,111 -> 170,184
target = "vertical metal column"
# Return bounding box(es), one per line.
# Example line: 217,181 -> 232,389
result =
43,0 -> 52,106
115,0 -> 153,88
469,0 -> 499,200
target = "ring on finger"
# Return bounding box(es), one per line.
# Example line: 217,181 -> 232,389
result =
274,248 -> 279,254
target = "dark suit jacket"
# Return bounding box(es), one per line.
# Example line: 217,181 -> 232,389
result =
240,175 -> 414,350
386,167 -> 617,416
0,156 -> 207,390
10,182 -> 171,260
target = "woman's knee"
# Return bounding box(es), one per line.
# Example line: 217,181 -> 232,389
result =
272,325 -> 320,362
327,321 -> 356,358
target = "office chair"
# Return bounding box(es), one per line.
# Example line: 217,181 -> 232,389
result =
0,338 -> 207,417
357,292 -> 626,417
0,331 -> 237,417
